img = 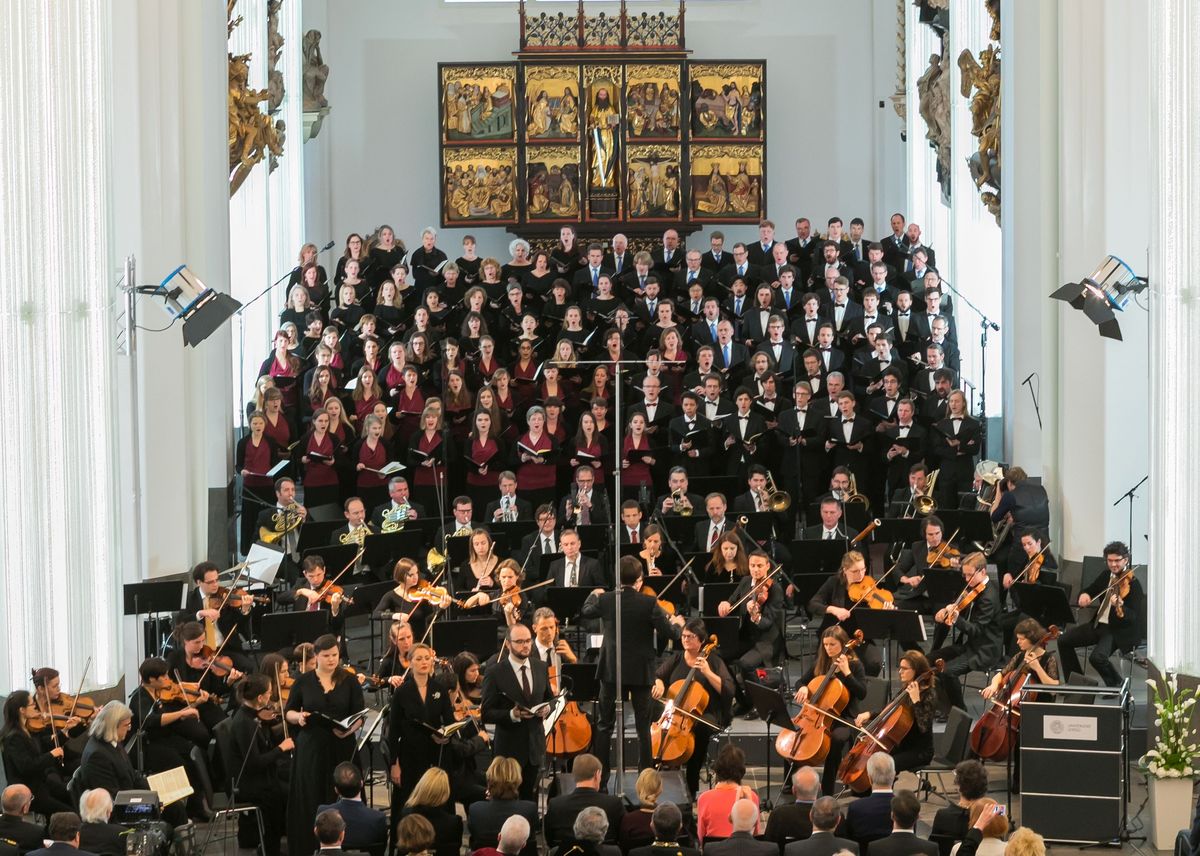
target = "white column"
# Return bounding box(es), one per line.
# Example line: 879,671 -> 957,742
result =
110,0 -> 233,587
1148,1 -> 1200,673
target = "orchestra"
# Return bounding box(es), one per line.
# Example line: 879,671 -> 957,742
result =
5,219 -> 1156,856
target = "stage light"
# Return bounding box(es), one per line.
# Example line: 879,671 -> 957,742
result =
1049,255 -> 1148,341
153,265 -> 242,347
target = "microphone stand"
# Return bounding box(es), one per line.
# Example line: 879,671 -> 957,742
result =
1112,476 -> 1148,563
937,277 -> 999,456
1021,373 -> 1042,431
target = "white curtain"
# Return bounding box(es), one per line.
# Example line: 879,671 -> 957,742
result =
0,0 -> 122,690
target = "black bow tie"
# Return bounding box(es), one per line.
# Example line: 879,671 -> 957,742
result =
835,303 -> 846,308
738,415 -> 749,421
898,311 -> 910,316
842,418 -> 855,424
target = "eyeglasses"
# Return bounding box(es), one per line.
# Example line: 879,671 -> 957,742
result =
510,637 -> 533,645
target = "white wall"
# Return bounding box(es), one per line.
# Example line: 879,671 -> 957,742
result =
306,0 -> 907,257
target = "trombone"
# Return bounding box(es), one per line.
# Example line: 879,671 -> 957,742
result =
843,473 -> 870,509
760,471 -> 792,513
906,469 -> 938,517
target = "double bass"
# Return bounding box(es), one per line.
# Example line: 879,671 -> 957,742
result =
649,635 -> 719,767
775,630 -> 865,764
837,659 -> 944,793
968,626 -> 1060,760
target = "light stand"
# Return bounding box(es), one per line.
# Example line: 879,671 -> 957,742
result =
938,278 -> 1000,457
117,256 -> 146,585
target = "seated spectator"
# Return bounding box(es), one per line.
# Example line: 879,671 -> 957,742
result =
844,753 -> 895,849
864,791 -> 938,856
396,814 -> 437,856
26,812 -> 86,856
470,815 -> 531,856
618,769 -> 662,853
784,797 -> 858,856
467,758 -> 538,856
77,790 -> 129,856
314,809 -> 347,855
544,754 -> 625,848
628,804 -> 700,856
0,785 -> 45,855
1001,827 -> 1043,856
765,766 -> 821,843
317,762 -> 388,853
551,806 -> 619,856
402,768 -> 464,856
696,744 -> 759,842
704,799 -> 776,856
950,800 -> 1008,856
931,760 -> 989,856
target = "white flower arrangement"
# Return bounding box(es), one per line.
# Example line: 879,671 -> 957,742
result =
1142,675 -> 1200,778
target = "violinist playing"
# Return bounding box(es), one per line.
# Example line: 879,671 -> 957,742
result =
0,690 -> 75,815
445,651 -> 490,808
373,558 -> 449,641
853,650 -> 937,774
926,552 -> 1002,714
377,621 -> 416,689
999,530 -> 1058,654
978,618 -> 1058,789
281,555 -> 348,637
718,550 -> 785,718
181,561 -> 255,673
388,643 -> 457,833
1057,540 -> 1145,688
167,621 -> 243,730
230,675 -> 294,856
791,627 -> 867,796
490,559 -> 530,628
807,550 -> 886,677
652,618 -> 735,795
893,515 -> 960,615
30,667 -> 90,765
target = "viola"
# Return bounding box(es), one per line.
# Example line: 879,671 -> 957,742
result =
649,636 -> 719,767
838,659 -> 944,793
776,631 -> 864,764
846,576 -> 895,610
209,586 -> 270,611
312,583 -> 354,607
969,626 -> 1060,760
942,575 -> 987,626
1025,553 -> 1046,584
157,680 -> 205,705
197,646 -> 237,679
926,528 -> 962,569
546,652 -> 593,758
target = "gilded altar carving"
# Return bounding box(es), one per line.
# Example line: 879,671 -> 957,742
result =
916,31 -> 952,205
228,0 -> 283,197
957,0 -> 1001,223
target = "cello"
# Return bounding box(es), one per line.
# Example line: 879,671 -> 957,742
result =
837,659 -> 944,793
545,643 -> 593,758
649,635 -> 719,767
775,630 -> 865,764
968,626 -> 1060,760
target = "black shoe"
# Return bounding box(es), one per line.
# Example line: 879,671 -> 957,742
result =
732,701 -> 751,717
743,708 -> 760,721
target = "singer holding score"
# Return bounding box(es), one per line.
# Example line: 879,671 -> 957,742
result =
285,634 -> 366,856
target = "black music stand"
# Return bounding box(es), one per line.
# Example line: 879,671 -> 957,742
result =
738,511 -> 776,543
363,529 -> 427,567
853,609 -> 926,693
745,680 -> 795,811
546,587 -> 594,625
259,610 -> 329,654
789,574 -> 830,611
875,518 -> 922,548
701,616 -> 742,663
447,537 -> 472,567
433,617 -> 500,662
658,515 -> 696,546
123,580 -> 189,663
490,520 -> 537,547
699,582 -> 738,615
535,552 -> 565,583
936,510 -> 993,545
575,524 -> 610,554
559,662 -> 600,704
302,543 -> 364,577
1013,583 -> 1075,630
789,541 -> 847,575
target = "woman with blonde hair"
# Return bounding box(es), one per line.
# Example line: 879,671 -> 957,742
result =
401,768 -> 462,856
408,405 -> 447,515
466,757 -> 539,856
619,767 -> 663,852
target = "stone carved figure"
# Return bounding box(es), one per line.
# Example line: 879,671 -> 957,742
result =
267,0 -> 285,113
303,29 -> 329,112
958,0 -> 1002,224
916,32 -> 952,204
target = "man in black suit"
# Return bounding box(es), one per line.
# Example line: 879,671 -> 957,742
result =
902,222 -> 937,270
764,766 -> 821,843
689,297 -> 724,348
179,561 -> 252,668
693,493 -> 732,553
317,763 -> 388,852
706,799 -> 777,856
755,316 -> 796,375
543,753 -> 625,847
865,791 -> 939,856
719,243 -> 761,290
673,249 -> 716,297
844,753 -> 896,850
581,557 -> 685,785
485,472 -> 534,524
622,252 -> 656,300
702,231 -> 733,272
1057,540 -> 1146,688
0,786 -> 47,855
880,212 -> 908,268
481,623 -> 554,800
902,248 -> 935,287
435,496 -> 480,546
254,477 -> 307,579
882,403 -> 927,499
825,392 -> 873,481
668,393 -> 716,477
741,285 -> 777,348
760,243 -> 794,289
629,803 -> 700,856
572,243 -> 614,299
618,501 -> 646,545
370,476 -> 425,529
25,813 -> 95,856
931,390 -> 980,507
605,234 -> 631,278
655,467 -> 705,519
720,388 -> 769,478
651,228 -> 684,277
772,266 -> 805,317
560,466 -> 612,527
629,374 -> 676,440
785,217 -> 818,284
520,504 -> 562,569
802,496 -> 860,543
746,220 -> 780,266
713,321 -> 750,380
547,529 -> 604,589
776,380 -> 829,512
328,497 -> 375,579
77,791 -> 128,856
784,797 -> 858,856
808,242 -> 851,291
929,760 -> 988,856
927,552 -> 1003,712
312,809 -> 351,856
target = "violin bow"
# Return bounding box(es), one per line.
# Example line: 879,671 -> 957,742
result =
172,670 -> 198,709
274,662 -> 290,742
792,700 -> 888,751
728,564 -> 783,611
67,656 -> 93,721
928,528 -> 961,566
195,629 -> 237,686
315,543 -> 367,601
651,557 -> 695,598
36,684 -> 64,764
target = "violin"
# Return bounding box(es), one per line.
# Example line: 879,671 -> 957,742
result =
926,528 -> 962,569
845,576 -> 895,610
209,586 -> 270,612
776,631 -> 865,764
755,577 -> 774,606
969,626 -> 1060,761
838,659 -> 944,793
649,636 -> 718,767
27,691 -> 98,732
156,680 -> 205,705
26,711 -> 79,734
941,574 -> 987,626
451,687 -> 482,722
405,581 -> 462,607
196,646 -> 238,679
641,583 -> 677,616
1110,566 -> 1135,619
1025,553 -> 1046,584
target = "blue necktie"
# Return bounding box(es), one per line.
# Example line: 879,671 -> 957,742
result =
723,343 -> 731,365
738,264 -> 745,276
710,322 -> 717,340
784,290 -> 791,308
591,268 -> 599,288
735,297 -> 742,314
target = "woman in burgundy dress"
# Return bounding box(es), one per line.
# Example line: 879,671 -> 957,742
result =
298,409 -> 340,509
464,410 -> 502,512
621,412 -> 656,493
514,406 -> 557,510
408,405 -> 449,518
355,414 -> 393,513
237,412 -> 281,554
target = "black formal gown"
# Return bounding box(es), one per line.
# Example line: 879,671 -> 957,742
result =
284,670 -> 365,856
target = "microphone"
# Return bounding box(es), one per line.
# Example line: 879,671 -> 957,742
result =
1022,372 -> 1036,385
320,240 -> 336,252
985,320 -> 1000,331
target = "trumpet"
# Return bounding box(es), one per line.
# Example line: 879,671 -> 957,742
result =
762,472 -> 792,513
843,474 -> 870,509
380,502 -> 411,533
259,502 -> 303,544
500,494 -> 517,522
671,488 -> 694,516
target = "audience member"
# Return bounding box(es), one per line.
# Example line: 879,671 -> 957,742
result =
696,744 -> 759,842
551,806 -> 620,856
865,791 -> 938,856
544,754 -> 625,847
704,799 -> 776,856
401,769 -> 464,856
949,800 -> 1008,856
628,803 -> 700,856
930,760 -> 989,856
467,758 -> 538,856
618,768 -> 662,853
317,762 -> 388,852
470,815 -> 531,856
0,786 -> 44,855
844,753 -> 895,849
25,813 -> 89,856
396,814 -> 438,856
76,791 -> 127,856
784,797 -> 858,856
765,766 -> 821,842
